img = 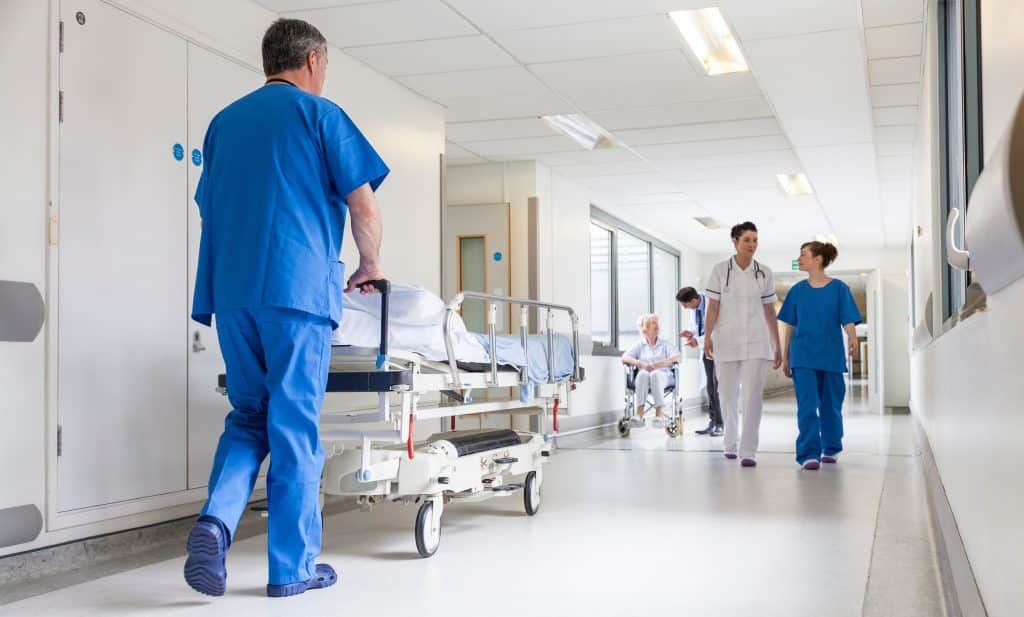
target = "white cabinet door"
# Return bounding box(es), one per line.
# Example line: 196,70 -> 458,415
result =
185,44 -> 262,489
58,0 -> 188,511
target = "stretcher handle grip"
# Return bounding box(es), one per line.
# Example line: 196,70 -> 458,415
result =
364,279 -> 390,362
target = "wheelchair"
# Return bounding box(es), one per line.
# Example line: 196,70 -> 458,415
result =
617,363 -> 684,438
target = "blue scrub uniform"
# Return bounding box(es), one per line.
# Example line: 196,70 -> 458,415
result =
777,279 -> 861,464
192,82 -> 388,585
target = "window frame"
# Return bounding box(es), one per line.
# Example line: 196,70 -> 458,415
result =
589,206 -> 681,354
937,0 -> 983,327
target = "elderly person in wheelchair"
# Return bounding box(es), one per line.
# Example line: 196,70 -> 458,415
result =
619,313 -> 682,436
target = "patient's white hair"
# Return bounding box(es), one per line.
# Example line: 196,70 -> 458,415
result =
636,313 -> 660,332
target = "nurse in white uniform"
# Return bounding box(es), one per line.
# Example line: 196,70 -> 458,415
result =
703,221 -> 782,467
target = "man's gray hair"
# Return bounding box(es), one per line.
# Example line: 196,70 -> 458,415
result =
261,18 -> 327,76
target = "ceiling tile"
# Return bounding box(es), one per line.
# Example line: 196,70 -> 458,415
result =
865,23 -> 925,59
529,50 -> 697,88
443,0 -> 710,32
291,0 -> 476,48
588,96 -> 773,130
871,84 -> 920,107
719,0 -> 862,40
873,106 -> 918,126
537,148 -> 644,166
399,66 -> 551,102
443,93 -> 573,123
465,135 -> 581,157
344,36 -> 518,76
446,118 -> 556,142
861,0 -> 924,28
615,118 -> 783,147
634,135 -> 791,160
876,154 -> 913,170
874,125 -> 916,142
492,14 -> 685,64
876,141 -> 914,155
652,149 -> 800,173
868,56 -> 921,85
550,161 -> 657,178
256,0 -> 391,10
743,29 -> 874,147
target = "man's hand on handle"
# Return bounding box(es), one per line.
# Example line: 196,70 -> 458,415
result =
345,263 -> 387,294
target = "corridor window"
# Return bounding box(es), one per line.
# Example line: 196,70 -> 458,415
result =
589,223 -> 613,346
616,232 -> 651,350
938,0 -> 983,323
589,207 -> 681,352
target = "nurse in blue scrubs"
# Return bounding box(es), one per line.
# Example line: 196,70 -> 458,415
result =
778,242 -> 862,470
185,19 -> 389,598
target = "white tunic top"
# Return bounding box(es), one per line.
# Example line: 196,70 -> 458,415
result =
705,257 -> 777,362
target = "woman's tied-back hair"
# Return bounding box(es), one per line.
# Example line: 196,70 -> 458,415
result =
801,241 -> 839,268
636,313 -> 660,334
731,221 -> 758,240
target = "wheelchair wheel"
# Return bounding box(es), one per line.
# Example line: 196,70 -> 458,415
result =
617,419 -> 631,437
665,421 -> 682,438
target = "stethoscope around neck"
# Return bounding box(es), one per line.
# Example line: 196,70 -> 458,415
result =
725,257 -> 766,289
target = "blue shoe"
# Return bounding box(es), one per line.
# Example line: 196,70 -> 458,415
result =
267,563 -> 339,598
184,519 -> 229,597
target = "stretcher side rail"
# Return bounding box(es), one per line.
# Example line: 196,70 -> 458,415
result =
442,291 -> 582,395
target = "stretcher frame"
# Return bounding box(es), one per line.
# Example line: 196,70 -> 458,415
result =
220,284 -> 584,557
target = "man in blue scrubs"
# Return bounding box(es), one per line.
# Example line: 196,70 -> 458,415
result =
184,18 -> 389,598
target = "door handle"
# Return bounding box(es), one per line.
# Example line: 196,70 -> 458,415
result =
192,331 -> 206,353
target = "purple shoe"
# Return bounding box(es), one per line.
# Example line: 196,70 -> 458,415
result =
740,458 -> 757,467
822,455 -> 838,464
802,459 -> 821,470
724,452 -> 738,460
267,563 -> 339,598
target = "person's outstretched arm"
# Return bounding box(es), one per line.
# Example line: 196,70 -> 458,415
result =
345,183 -> 385,293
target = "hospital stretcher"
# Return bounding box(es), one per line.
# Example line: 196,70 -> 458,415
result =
217,281 -> 584,557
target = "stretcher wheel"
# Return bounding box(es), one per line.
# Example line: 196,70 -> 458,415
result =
617,419 -> 630,438
415,501 -> 441,558
523,471 -> 541,516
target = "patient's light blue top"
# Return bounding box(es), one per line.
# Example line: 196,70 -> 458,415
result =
192,82 -> 389,328
624,337 -> 676,377
777,279 -> 862,373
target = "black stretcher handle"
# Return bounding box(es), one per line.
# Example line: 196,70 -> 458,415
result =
363,279 -> 390,360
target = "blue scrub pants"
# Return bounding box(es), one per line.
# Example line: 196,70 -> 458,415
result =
791,368 -> 846,464
201,306 -> 332,585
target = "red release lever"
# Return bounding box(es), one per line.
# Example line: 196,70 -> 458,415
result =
408,414 -> 415,459
553,398 -> 560,433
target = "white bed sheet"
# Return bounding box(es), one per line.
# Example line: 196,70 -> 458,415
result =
332,284 -> 490,363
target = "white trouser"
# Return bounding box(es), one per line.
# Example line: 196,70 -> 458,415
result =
715,359 -> 769,458
634,370 -> 669,410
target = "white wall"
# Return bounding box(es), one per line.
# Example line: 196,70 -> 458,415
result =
909,2 -> 1024,616
0,0 -> 443,556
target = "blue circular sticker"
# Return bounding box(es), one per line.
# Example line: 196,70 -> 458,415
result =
493,251 -> 503,262
191,148 -> 202,166
172,143 -> 184,161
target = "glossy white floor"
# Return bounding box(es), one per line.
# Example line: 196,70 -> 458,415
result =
3,384 -> 945,617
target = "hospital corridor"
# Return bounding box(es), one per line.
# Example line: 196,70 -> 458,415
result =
1,1 -> 1022,616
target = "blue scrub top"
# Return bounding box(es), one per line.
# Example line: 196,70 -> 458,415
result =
192,83 -> 389,328
777,279 -> 862,373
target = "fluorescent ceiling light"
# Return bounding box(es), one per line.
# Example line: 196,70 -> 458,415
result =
776,173 -> 814,196
694,216 -> 723,230
670,8 -> 749,76
541,114 -> 617,150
